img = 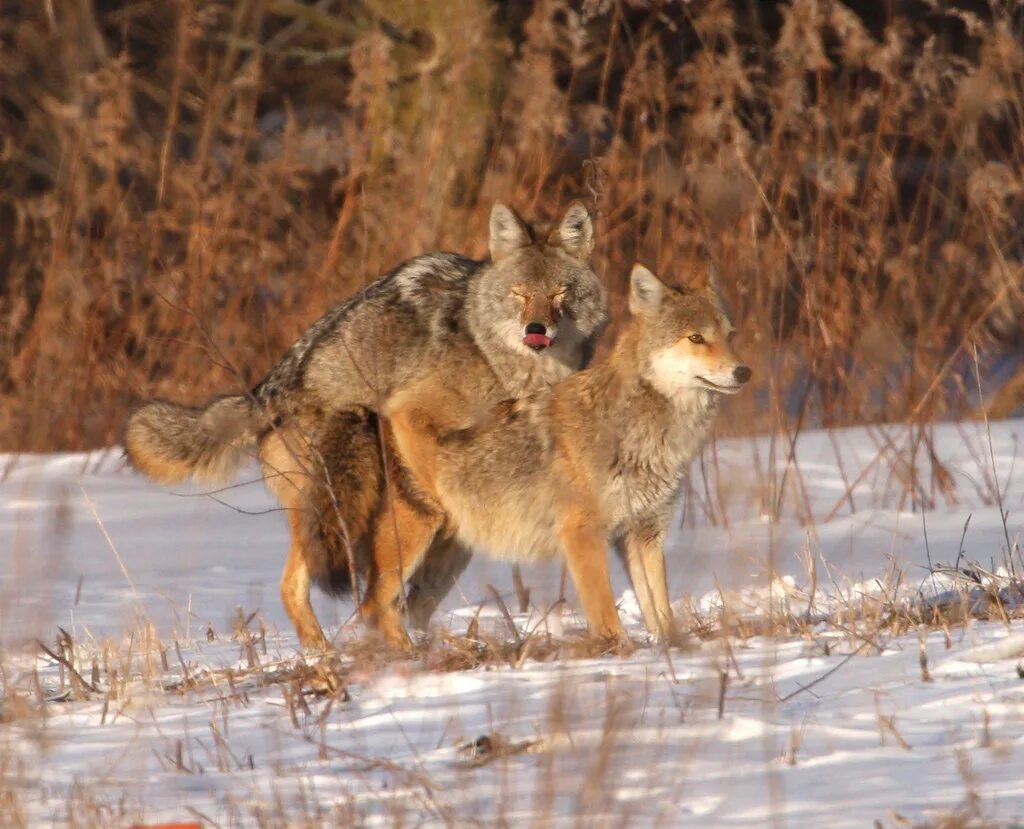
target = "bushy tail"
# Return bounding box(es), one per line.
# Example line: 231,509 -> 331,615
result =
124,395 -> 262,485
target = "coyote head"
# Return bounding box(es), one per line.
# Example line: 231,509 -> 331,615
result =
629,264 -> 751,399
468,202 -> 607,365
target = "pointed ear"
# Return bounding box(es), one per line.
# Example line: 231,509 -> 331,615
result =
489,203 -> 532,262
629,263 -> 666,315
548,201 -> 594,260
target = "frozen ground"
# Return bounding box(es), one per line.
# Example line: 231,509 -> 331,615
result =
1,418 -> 1024,827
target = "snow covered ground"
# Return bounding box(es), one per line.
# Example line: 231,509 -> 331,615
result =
2,419 -> 1024,827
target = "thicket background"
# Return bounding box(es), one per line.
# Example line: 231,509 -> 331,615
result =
2,0 -> 1023,452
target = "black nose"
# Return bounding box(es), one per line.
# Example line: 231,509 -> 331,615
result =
525,322 -> 547,335
733,366 -> 752,384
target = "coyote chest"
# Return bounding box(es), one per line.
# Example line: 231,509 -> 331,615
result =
601,402 -> 715,529
604,451 -> 686,529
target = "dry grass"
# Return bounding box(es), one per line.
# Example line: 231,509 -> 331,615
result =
1,1 -> 1023,453
0,603 -> 671,826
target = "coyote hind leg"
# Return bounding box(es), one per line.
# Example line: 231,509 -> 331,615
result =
281,509 -> 330,650
359,493 -> 443,649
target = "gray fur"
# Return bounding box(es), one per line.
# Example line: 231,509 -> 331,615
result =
254,252 -> 477,409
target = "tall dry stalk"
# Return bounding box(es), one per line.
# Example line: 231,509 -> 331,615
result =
1,1 -> 1021,465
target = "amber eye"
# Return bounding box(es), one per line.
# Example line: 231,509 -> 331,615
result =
688,333 -> 705,344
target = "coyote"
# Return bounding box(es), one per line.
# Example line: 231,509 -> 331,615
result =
124,203 -> 607,649
382,264 -> 750,645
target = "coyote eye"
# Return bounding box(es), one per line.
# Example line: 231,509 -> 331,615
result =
688,333 -> 705,344
551,288 -> 568,301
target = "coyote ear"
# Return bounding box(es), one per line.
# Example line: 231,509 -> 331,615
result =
629,263 -> 665,315
548,201 -> 594,261
489,203 -> 532,261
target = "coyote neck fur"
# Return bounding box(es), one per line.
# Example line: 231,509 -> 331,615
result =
564,324 -> 721,517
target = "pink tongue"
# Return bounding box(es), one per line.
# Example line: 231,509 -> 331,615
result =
524,333 -> 552,349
